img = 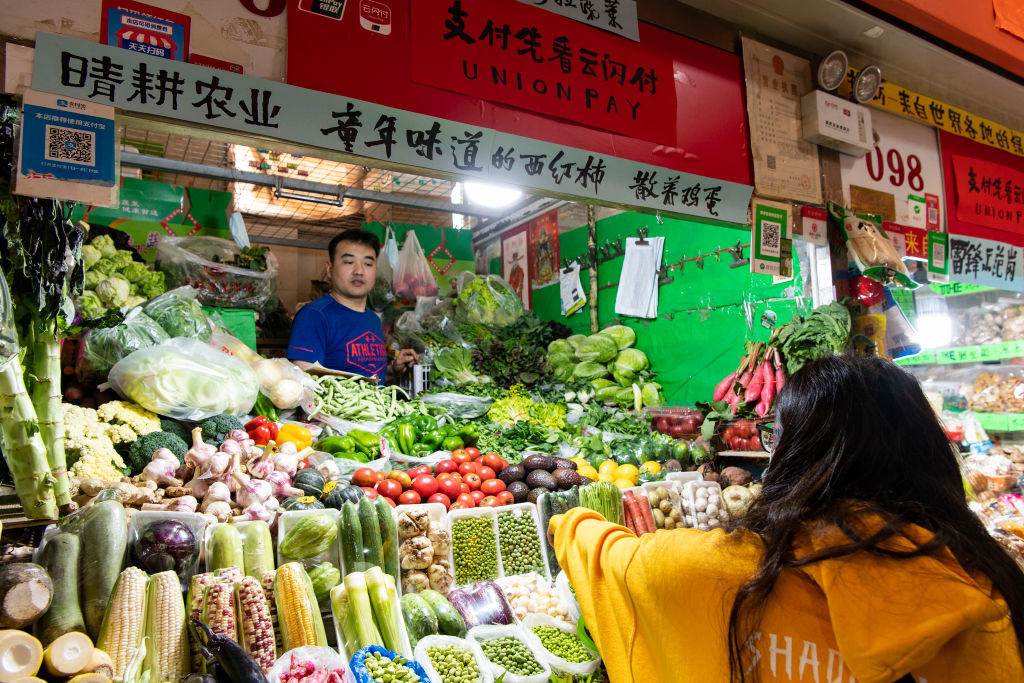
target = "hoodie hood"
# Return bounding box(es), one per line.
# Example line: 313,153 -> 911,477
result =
791,515 -> 1009,683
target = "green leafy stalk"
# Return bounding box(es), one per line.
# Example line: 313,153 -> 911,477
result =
31,326 -> 69,506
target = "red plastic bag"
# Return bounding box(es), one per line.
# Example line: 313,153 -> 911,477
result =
393,232 -> 439,300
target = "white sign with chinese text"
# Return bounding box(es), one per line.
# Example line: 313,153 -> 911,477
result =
948,233 -> 1023,291
517,0 -> 639,42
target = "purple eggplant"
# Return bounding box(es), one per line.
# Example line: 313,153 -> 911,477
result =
189,617 -> 268,683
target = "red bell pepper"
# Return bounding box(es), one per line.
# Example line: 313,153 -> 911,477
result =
245,416 -> 279,445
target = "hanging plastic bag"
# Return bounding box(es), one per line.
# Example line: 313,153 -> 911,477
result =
156,235 -> 279,310
455,274 -> 524,327
393,232 -> 439,300
76,307 -> 169,382
249,357 -> 317,410
828,202 -> 916,288
379,225 -> 399,285
144,286 -> 213,340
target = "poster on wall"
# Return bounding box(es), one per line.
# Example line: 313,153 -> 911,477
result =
502,229 -> 531,309
840,109 -> 944,232
741,37 -> 822,204
100,0 -> 190,61
528,209 -> 561,290
951,154 -> 1024,237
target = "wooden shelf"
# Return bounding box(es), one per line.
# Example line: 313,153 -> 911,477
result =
716,450 -> 770,460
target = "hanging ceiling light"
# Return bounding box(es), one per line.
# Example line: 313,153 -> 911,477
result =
817,50 -> 848,91
464,181 -> 523,208
852,65 -> 883,104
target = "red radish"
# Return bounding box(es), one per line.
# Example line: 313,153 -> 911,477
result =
745,360 -> 768,403
754,399 -> 769,417
714,370 -> 738,401
773,349 -> 786,391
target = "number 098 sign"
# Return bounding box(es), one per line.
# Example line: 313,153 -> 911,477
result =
840,109 -> 944,232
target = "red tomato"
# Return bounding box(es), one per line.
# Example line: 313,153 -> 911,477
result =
428,493 -> 452,508
449,502 -> 470,510
451,449 -> 471,464
436,472 -> 454,482
376,479 -> 403,500
450,472 -> 463,481
495,491 -> 515,506
478,466 -> 496,482
387,470 -> 412,490
438,477 -> 462,499
455,493 -> 476,508
749,435 -> 762,451
470,490 -> 486,505
656,417 -> 672,434
375,471 -> 386,483
479,496 -> 500,508
435,459 -> 458,474
459,482 -> 471,495
464,473 -> 482,491
464,447 -> 481,459
481,453 -> 504,473
412,475 -> 439,498
480,478 -> 506,496
408,465 -> 432,479
380,496 -> 396,508
669,424 -> 686,439
458,462 -> 480,476
360,486 -> 379,499
398,490 -> 422,505
722,427 -> 737,444
352,468 -> 378,487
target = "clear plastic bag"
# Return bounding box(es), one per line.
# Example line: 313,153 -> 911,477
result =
467,624 -> 552,683
249,357 -> 317,410
393,232 -> 439,300
368,277 -> 395,312
209,327 -> 261,364
76,307 -> 169,382
156,235 -> 279,310
455,274 -> 524,327
520,613 -> 600,676
143,285 -> 213,340
414,635 -> 494,683
269,647 -> 357,683
107,337 -> 260,420
379,226 -> 399,285
419,393 -> 494,419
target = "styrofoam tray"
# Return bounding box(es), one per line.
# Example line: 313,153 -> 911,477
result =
467,624 -> 551,683
640,481 -> 686,530
665,471 -> 702,485
392,502 -> 450,595
521,613 -> 600,676
203,519 -> 273,573
276,508 -> 342,570
447,507 -> 503,587
128,510 -> 207,589
494,503 -> 551,582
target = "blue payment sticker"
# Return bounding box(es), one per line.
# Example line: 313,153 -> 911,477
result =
20,101 -> 115,186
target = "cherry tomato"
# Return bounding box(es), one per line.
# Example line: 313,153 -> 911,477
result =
669,424 -> 686,439
398,490 -> 422,505
455,493 -> 476,508
412,475 -> 439,498
408,465 -> 432,479
749,435 -> 762,451
478,466 -> 496,482
481,453 -> 504,473
722,427 -> 738,444
464,446 -> 481,460
479,496 -> 500,508
451,448 -> 471,464
470,490 -> 486,505
376,478 -> 403,500
438,477 -> 462,500
435,459 -> 458,474
360,486 -> 378,499
449,502 -> 470,510
464,473 -> 482,491
428,493 -> 452,508
387,470 -> 412,490
495,491 -> 515,506
352,468 -> 378,487
458,462 -> 480,477
480,478 -> 506,496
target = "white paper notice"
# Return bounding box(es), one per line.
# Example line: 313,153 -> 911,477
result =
615,237 -> 664,319
559,263 -> 586,316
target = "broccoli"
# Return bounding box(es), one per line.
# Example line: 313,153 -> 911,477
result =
159,418 -> 190,443
198,414 -> 245,444
82,244 -> 102,267
127,430 -> 188,473
96,277 -> 131,308
90,234 -> 117,258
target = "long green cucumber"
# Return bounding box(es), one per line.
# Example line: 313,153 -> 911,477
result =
340,502 -> 363,573
207,524 -> 245,572
35,531 -> 85,646
79,499 -> 127,639
375,497 -> 398,584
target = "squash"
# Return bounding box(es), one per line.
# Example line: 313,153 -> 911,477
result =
319,480 -> 362,509
292,469 -> 326,498
281,496 -> 325,511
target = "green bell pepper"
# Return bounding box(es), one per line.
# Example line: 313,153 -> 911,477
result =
397,424 -> 418,455
411,443 -> 433,456
315,435 -> 356,455
457,423 -> 480,445
421,429 -> 445,450
412,415 -> 436,433
348,429 -> 381,459
442,435 -> 465,451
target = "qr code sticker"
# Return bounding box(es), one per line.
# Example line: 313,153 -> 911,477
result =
761,220 -> 781,256
931,242 -> 945,269
927,206 -> 938,224
44,125 -> 95,166
766,154 -> 776,170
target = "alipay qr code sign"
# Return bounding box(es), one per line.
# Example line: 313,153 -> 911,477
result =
16,90 -> 118,206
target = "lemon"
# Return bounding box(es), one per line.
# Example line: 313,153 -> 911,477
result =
597,472 -> 615,483
598,460 -> 619,476
640,461 -> 662,475
613,477 -> 635,490
570,457 -> 589,469
614,464 -> 640,482
577,465 -> 599,480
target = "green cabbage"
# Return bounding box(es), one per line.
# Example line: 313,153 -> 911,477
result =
96,277 -> 130,308
547,351 -> 575,369
613,348 -> 650,379
567,334 -> 586,350
82,244 -> 102,267
77,290 -> 106,319
573,361 -> 610,380
90,234 -> 117,258
596,385 -> 621,402
642,382 -> 663,408
600,325 -> 636,350
615,386 -> 637,409
590,378 -> 615,391
76,310 -> 169,381
122,261 -> 151,283
83,270 -> 104,288
575,334 -> 618,363
145,289 -> 210,340
552,363 -> 574,382
548,338 -> 573,356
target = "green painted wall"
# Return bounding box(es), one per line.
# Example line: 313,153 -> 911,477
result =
531,212 -> 807,406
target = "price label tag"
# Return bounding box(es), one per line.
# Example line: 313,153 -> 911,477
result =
936,349 -> 958,364
980,344 -> 999,361
961,346 -> 982,363
978,413 -> 1008,431
1007,414 -> 1024,432
1010,340 -> 1024,357
918,350 -> 936,364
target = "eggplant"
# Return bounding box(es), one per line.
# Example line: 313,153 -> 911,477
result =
189,617 -> 268,683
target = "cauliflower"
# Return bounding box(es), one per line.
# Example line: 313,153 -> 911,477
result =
62,404 -> 110,440
122,261 -> 150,283
77,290 -> 107,319
90,234 -> 117,258
63,404 -> 128,481
82,244 -> 102,267
105,423 -> 138,446
96,400 -> 161,436
96,277 -> 130,308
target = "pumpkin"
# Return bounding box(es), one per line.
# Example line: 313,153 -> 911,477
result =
292,468 -> 326,497
320,479 -> 363,508
281,495 -> 325,511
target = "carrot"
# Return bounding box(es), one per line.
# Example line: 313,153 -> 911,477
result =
635,493 -> 657,534
621,493 -> 640,535
624,492 -> 650,535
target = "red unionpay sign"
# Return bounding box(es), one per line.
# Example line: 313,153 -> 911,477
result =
409,0 -> 676,144
953,154 -> 1024,236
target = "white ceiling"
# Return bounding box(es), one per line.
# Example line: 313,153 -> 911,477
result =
675,0 -> 1024,133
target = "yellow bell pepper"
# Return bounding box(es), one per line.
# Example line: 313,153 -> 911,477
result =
277,423 -> 313,450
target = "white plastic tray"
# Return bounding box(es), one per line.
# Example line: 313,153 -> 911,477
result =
494,503 -> 551,582
447,507 -> 503,587
392,503 -> 450,595
521,613 -> 601,676
665,471 -> 702,485
467,623 -> 552,683
415,634 -> 494,683
128,510 -> 207,589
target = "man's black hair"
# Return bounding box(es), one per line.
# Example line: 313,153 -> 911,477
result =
328,229 -> 381,261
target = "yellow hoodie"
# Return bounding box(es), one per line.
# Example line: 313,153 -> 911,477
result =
551,507 -> 1024,683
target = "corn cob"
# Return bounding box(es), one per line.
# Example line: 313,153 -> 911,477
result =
96,566 -> 147,680
144,571 -> 188,683
202,581 -> 237,642
260,570 -> 283,653
186,573 -> 216,670
274,562 -> 327,650
214,566 -> 244,585
235,576 -> 276,673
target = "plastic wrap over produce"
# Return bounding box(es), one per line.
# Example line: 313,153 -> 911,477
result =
157,235 -> 279,311
349,645 -> 430,683
268,646 -> 356,683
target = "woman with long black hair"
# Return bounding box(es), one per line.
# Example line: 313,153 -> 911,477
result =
550,355 -> 1024,682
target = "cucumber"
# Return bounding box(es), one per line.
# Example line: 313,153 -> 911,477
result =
400,592 -> 438,647
35,533 -> 85,646
375,497 -> 398,583
419,589 -> 466,638
79,499 -> 127,640
207,524 -> 244,572
340,502 -> 363,574
239,522 -> 275,577
358,497 -> 382,569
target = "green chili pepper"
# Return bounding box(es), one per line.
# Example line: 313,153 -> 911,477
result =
253,393 -> 280,421
315,435 -> 356,455
397,423 -> 417,454
442,436 -> 465,451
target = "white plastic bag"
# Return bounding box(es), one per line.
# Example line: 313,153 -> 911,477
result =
249,357 -> 317,410
393,232 -> 439,300
414,635 -> 494,683
467,624 -> 551,683
268,646 -> 356,683
520,613 -> 600,676
379,225 -> 399,284
108,337 -> 259,420
554,571 -> 581,623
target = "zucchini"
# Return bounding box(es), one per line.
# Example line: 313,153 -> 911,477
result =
358,497 -> 382,569
35,532 -> 85,646
207,524 -> 244,572
79,500 -> 127,640
400,592 -> 438,647
340,502 -> 363,574
239,522 -> 275,578
375,497 -> 398,584
419,589 -> 466,637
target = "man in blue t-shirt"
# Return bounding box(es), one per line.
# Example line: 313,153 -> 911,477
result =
287,229 -> 418,380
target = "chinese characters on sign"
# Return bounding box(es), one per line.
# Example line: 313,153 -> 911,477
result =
411,0 -> 675,143
741,38 -> 822,205
949,234 -> 1023,291
100,0 -> 190,61
517,0 -> 639,41
951,155 -> 1024,236
32,33 -> 752,223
